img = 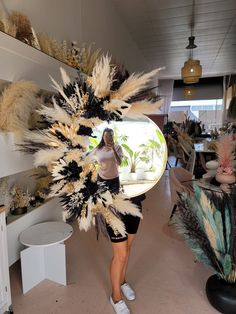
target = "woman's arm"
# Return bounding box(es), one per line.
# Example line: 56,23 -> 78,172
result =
112,145 -> 123,165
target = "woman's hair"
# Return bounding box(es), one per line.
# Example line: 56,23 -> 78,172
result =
97,128 -> 114,149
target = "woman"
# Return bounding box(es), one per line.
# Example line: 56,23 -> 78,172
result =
93,128 -> 141,314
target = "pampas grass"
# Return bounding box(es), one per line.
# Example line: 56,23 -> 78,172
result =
0,11 -> 17,37
113,194 -> 143,218
81,44 -> 102,75
36,34 -> 102,75
37,32 -> 53,56
125,99 -> 163,118
0,81 -> 40,137
110,68 -> 164,102
216,134 -> 235,170
91,55 -> 115,98
9,11 -> 34,45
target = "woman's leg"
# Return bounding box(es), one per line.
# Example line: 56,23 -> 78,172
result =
121,234 -> 136,285
110,240 -> 128,302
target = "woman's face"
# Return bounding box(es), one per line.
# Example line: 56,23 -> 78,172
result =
103,131 -> 114,146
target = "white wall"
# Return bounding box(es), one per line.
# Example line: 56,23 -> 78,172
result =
1,0 -> 148,72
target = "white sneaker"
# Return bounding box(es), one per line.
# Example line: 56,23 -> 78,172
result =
121,283 -> 136,301
110,296 -> 130,314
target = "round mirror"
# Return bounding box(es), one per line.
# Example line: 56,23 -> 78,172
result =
89,116 -> 167,197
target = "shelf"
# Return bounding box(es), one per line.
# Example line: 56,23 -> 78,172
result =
0,31 -> 78,91
0,132 -> 34,179
6,198 -> 52,225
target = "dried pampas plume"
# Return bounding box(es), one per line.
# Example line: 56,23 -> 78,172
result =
111,67 -> 164,102
126,99 -> 163,118
216,134 -> 235,169
9,11 -> 34,45
0,81 -> 40,137
37,32 -> 53,56
0,10 -> 17,37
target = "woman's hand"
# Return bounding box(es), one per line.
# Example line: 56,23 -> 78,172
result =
107,140 -> 115,150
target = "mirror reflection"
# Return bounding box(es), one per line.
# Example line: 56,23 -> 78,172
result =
89,116 -> 167,197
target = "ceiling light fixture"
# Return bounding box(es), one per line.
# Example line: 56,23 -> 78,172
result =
184,86 -> 195,99
181,0 -> 202,84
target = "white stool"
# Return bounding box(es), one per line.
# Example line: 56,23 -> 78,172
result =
19,221 -> 73,294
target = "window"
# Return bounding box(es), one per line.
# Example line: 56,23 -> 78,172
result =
170,99 -> 223,131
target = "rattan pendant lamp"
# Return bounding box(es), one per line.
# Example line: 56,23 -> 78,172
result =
181,0 -> 202,84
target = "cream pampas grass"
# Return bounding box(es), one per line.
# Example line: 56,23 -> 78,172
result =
125,99 -> 163,118
81,44 -> 102,75
113,195 -> 143,218
0,11 -> 17,37
37,32 -> 53,56
37,101 -> 72,125
91,55 -> 115,98
34,149 -> 65,167
0,81 -> 39,137
110,67 -> 164,102
78,198 -> 93,231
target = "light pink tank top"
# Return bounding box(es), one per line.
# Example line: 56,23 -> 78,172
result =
95,145 -> 123,180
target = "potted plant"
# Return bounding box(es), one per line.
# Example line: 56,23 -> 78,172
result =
139,129 -> 165,180
215,134 -> 236,192
175,184 -> 236,313
120,143 -> 142,181
9,184 -> 32,215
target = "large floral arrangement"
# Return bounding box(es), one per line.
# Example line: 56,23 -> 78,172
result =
20,56 -> 163,237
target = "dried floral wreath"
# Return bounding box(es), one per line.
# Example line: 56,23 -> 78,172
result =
21,56 -> 162,237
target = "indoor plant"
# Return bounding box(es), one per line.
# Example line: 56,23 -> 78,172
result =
121,143 -> 142,180
215,134 -> 235,192
139,129 -> 165,180
175,184 -> 236,313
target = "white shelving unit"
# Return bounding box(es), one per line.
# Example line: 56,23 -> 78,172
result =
0,209 -> 12,314
0,32 -> 77,307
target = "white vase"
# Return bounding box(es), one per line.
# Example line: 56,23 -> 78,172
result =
215,173 -> 236,192
120,172 -> 137,181
136,169 -> 146,180
143,171 -> 155,181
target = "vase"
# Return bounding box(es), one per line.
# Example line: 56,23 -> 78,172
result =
11,207 -> 27,215
215,173 -> 236,192
206,274 -> 236,314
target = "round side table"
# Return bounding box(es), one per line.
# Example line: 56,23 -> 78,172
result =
19,221 -> 73,294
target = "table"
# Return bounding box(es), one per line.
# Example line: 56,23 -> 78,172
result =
19,221 -> 73,294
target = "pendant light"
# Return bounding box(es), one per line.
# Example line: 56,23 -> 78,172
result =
181,0 -> 202,84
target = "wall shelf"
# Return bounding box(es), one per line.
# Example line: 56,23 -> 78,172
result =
0,31 -> 78,91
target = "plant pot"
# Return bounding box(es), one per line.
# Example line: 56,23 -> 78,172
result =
129,172 -> 137,181
119,172 -> 137,181
136,169 -> 146,180
215,173 -> 236,192
206,274 -> 236,314
11,207 -> 28,215
143,171 -> 155,181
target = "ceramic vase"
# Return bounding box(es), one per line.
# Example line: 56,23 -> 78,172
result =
215,173 -> 236,192
206,274 -> 236,314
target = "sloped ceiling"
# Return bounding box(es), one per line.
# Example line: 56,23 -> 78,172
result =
112,0 -> 236,79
